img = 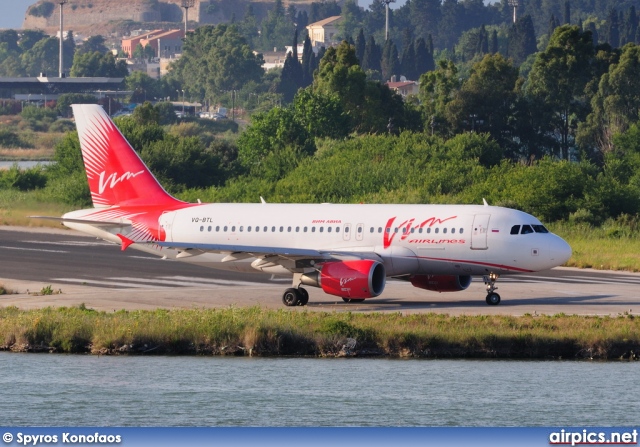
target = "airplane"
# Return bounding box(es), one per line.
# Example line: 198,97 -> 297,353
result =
36,104 -> 572,307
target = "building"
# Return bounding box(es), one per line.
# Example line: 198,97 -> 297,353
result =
306,16 -> 342,48
386,79 -> 420,98
121,29 -> 184,59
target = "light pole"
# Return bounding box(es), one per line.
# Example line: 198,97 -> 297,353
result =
58,0 -> 68,78
508,0 -> 519,24
181,89 -> 185,115
383,0 -> 396,41
181,0 -> 195,37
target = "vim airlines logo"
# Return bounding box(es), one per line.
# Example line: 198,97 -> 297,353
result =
383,215 -> 457,248
340,277 -> 356,287
98,170 -> 145,194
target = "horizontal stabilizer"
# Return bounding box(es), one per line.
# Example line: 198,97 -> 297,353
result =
29,216 -> 132,228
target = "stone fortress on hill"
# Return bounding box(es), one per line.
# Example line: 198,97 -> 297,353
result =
21,0 -> 322,35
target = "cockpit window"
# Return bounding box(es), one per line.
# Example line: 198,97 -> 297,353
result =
521,224 -> 534,234
532,225 -> 549,233
510,225 -> 521,235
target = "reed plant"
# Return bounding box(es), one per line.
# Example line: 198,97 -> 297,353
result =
0,306 -> 637,359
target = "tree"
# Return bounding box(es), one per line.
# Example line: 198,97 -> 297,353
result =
77,35 -> 109,55
340,0 -> 364,42
19,30 -> 47,52
70,51 -> 128,77
292,87 -> 349,139
167,25 -> 264,102
564,0 -> 571,25
419,59 -> 461,136
400,40 -> 416,80
445,54 -> 517,156
21,37 -> 58,76
355,28 -> 366,64
578,43 -> 640,155
508,15 -> 537,65
301,35 -> 316,87
414,37 -> 435,78
361,35 -> 381,73
126,71 -> 162,103
381,39 -> 400,81
278,47 -> 303,102
527,25 -> 595,160
606,8 -> 620,48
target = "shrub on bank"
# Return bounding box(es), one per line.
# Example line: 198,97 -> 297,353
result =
0,306 -> 638,360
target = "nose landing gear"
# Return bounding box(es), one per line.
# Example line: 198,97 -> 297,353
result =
483,272 -> 501,305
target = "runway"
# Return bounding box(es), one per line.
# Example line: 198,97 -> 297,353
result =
1,225 -> 639,316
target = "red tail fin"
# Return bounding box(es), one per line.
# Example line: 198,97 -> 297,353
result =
71,104 -> 183,208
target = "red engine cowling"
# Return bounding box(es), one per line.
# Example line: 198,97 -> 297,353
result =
409,274 -> 472,292
302,260 -> 386,299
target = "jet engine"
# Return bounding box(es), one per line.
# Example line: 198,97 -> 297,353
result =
409,274 -> 472,292
301,260 -> 386,298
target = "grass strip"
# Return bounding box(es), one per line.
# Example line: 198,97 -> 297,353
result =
0,305 -> 638,360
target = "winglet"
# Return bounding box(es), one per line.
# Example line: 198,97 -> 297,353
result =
116,233 -> 135,251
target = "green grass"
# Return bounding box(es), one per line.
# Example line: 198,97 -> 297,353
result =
0,306 -> 638,359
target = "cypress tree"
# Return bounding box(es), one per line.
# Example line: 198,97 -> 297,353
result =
400,40 -> 415,79
564,1 -> 571,25
381,39 -> 400,81
549,14 -> 558,38
490,29 -> 499,54
355,28 -> 366,65
362,35 -> 381,73
301,35 -> 315,87
414,37 -> 434,77
606,8 -> 620,48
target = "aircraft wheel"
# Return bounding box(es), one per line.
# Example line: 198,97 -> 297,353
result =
486,292 -> 501,305
282,288 -> 300,306
342,298 -> 365,303
297,288 -> 309,306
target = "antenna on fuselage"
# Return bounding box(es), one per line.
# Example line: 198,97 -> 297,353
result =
483,198 -> 489,206
260,196 -> 267,204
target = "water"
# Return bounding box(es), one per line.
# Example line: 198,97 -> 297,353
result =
0,161 -> 52,170
0,353 -> 637,427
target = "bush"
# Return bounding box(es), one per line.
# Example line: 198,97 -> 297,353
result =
0,130 -> 31,148
0,166 -> 47,191
28,1 -> 54,17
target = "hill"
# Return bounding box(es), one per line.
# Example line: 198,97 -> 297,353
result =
21,0 -> 317,36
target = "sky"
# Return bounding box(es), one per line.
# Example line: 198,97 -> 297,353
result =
0,0 -> 499,31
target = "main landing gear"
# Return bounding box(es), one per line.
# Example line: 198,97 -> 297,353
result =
282,287 -> 309,306
483,272 -> 501,305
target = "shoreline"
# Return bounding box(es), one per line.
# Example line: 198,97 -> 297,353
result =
0,306 -> 638,360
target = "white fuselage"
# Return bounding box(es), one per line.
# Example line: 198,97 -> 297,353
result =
64,203 -> 571,278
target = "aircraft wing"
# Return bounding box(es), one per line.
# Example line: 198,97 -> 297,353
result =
153,241 -> 381,264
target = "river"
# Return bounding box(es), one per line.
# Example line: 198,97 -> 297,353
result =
0,353 -> 637,427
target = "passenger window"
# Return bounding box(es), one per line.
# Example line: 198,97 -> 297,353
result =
208,226 -> 212,232
247,226 -> 251,232
304,227 -> 308,232
312,227 -> 316,232
271,226 -> 276,232
320,227 -> 324,233
378,227 -> 382,233
239,226 -> 243,232
460,228 -> 464,234
419,228 -> 423,234
200,226 -> 204,232
263,226 -> 267,232
521,225 -> 534,234
358,227 -> 362,233
287,226 -> 291,232
328,227 -> 332,233
443,228 -> 447,234
370,227 -> 374,233
427,228 -> 431,234
216,226 -> 220,232
296,226 -> 300,232
336,226 -> 340,233
224,226 -> 228,232
279,226 -> 284,232
345,227 -> 350,233
231,226 -> 236,232
435,228 -> 439,234
386,228 -> 390,233
510,225 -> 520,235
451,228 -> 456,234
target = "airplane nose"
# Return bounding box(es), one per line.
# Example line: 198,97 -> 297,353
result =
550,236 -> 572,265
